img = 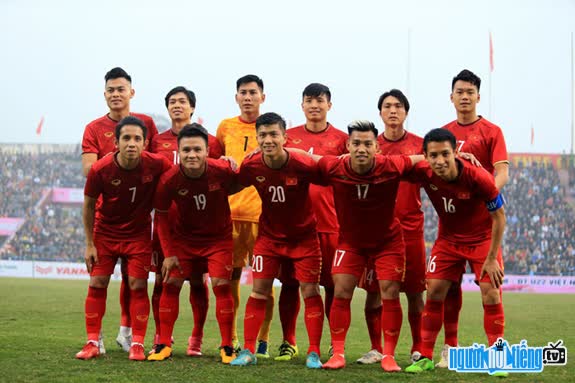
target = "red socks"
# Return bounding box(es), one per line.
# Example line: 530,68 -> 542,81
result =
119,278 -> 131,327
159,283 -> 181,345
408,310 -> 423,353
382,298 -> 402,356
85,286 -> 107,342
130,288 -> 150,344
420,299 -> 444,360
329,297 -> 351,355
213,284 -> 235,347
483,302 -> 505,346
151,279 -> 162,338
279,284 -> 300,345
243,296 -> 268,353
364,306 -> 382,353
324,287 -> 334,322
304,295 -> 324,354
443,284 -> 462,346
189,281 -> 209,339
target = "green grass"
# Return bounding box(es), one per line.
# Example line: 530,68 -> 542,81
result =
0,278 -> 572,382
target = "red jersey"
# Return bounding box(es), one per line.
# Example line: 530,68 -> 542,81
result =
150,129 -> 223,164
84,151 -> 172,241
442,117 -> 508,175
286,124 -> 347,234
238,151 -> 319,241
408,159 -> 500,245
318,154 -> 414,249
82,113 -> 158,158
378,131 -> 424,235
154,159 -> 236,249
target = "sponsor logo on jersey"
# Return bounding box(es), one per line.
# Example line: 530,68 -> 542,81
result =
292,139 -> 302,144
285,177 -> 298,186
142,175 -> 153,183
178,189 -> 189,196
162,142 -> 171,148
256,176 -> 266,183
111,179 -> 122,186
209,183 -> 221,191
430,184 -> 438,191
104,131 -> 114,138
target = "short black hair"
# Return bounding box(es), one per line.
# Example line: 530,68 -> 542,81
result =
105,67 -> 132,83
115,116 -> 147,140
422,128 -> 456,153
451,69 -> 481,91
255,112 -> 286,132
177,123 -> 208,147
302,83 -> 331,102
377,89 -> 410,113
347,120 -> 378,138
165,86 -> 196,108
236,74 -> 264,92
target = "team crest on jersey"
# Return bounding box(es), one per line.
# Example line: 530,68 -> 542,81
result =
162,142 -> 171,148
292,139 -> 302,144
142,175 -> 153,183
458,192 -> 471,199
111,179 -> 122,186
429,184 -> 438,191
104,131 -> 114,138
256,176 -> 266,183
209,183 -> 221,191
178,189 -> 189,196
285,177 -> 298,186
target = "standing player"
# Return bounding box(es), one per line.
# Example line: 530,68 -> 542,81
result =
356,89 -> 426,365
216,75 -> 274,357
404,128 -> 506,374
230,113 -> 325,369
276,83 -> 347,360
76,116 -> 171,361
81,67 -> 158,353
309,121 -> 423,371
436,69 -> 509,368
149,86 -> 223,356
148,124 -> 239,363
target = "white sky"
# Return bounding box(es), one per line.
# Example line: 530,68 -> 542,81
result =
1,0 -> 574,153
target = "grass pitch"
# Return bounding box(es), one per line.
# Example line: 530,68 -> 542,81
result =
0,278 -> 573,382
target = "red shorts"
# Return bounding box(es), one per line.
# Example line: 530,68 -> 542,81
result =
169,239 -> 233,280
253,235 -> 322,284
358,257 -> 379,293
427,238 -> 503,284
401,233 -> 427,294
92,237 -> 151,279
335,236 -> 406,286
150,235 -> 164,273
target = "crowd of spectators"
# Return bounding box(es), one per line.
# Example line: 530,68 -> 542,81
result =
1,150 -> 575,275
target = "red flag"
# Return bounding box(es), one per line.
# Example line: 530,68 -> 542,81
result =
531,125 -> 534,146
489,32 -> 494,72
36,116 -> 45,135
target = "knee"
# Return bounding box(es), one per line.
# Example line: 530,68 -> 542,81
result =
300,283 -> 320,299
89,276 -> 109,289
379,281 -> 400,299
481,287 -> 501,305
129,278 -> 147,290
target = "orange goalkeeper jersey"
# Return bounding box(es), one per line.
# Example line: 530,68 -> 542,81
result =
216,116 -> 262,223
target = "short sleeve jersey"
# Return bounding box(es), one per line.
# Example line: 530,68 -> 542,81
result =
442,117 -> 508,175
238,151 -> 319,241
318,154 -> 414,249
150,129 -> 224,164
408,159 -> 500,245
154,158 -> 236,246
216,116 -> 261,223
84,151 -> 172,241
378,131 -> 424,235
286,124 -> 347,233
82,113 -> 158,158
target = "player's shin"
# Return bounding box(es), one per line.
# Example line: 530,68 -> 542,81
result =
159,283 -> 181,345
382,298 -> 402,356
329,297 -> 352,355
85,286 -> 107,341
303,294 -> 324,354
420,299 -> 444,360
279,284 -> 300,345
243,296 -> 268,353
364,306 -> 382,353
213,284 -> 235,347
129,287 -> 150,345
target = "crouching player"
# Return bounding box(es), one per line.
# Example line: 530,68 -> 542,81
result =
404,128 -> 506,375
230,112 -> 325,369
148,124 -> 240,363
76,116 -> 172,361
